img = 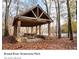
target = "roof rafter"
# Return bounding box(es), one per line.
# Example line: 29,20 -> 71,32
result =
39,11 -> 44,18
31,9 -> 37,18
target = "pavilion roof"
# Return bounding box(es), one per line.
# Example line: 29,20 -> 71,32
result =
13,5 -> 53,27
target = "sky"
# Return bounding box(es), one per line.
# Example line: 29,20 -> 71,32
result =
8,0 -> 47,16
20,0 -> 68,25
3,0 -> 76,27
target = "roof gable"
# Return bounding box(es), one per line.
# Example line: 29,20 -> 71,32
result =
21,5 -> 51,19
13,5 -> 53,27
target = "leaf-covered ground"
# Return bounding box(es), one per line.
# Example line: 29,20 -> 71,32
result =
2,36 -> 77,50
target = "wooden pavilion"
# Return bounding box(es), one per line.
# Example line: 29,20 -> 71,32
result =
13,5 -> 53,39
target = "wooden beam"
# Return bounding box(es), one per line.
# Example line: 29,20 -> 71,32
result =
39,25 -> 41,35
31,10 -> 37,18
28,27 -> 30,33
37,7 -> 39,17
31,27 -> 33,34
36,26 -> 38,34
48,22 -> 51,37
39,11 -> 44,18
26,27 -> 28,33
18,16 -> 50,21
17,21 -> 21,37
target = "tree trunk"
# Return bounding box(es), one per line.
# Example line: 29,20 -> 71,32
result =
16,0 -> 19,15
68,23 -> 70,38
4,0 -> 12,36
54,0 -> 58,37
67,0 -> 73,40
4,0 -> 9,36
57,0 -> 61,38
45,0 -> 48,14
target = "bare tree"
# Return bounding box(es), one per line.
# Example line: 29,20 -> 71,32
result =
4,0 -> 12,36
53,0 -> 58,37
42,0 -> 49,14
67,0 -> 73,40
45,0 -> 49,14
54,0 -> 61,38
16,0 -> 19,15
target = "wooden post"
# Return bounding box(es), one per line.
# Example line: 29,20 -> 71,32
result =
16,21 -> 22,42
31,27 -> 33,34
26,27 -> 28,33
17,21 -> 21,37
36,26 -> 38,35
28,27 -> 30,33
37,7 -> 39,17
48,22 -> 51,37
14,25 -> 17,36
27,27 -> 30,33
39,25 -> 41,35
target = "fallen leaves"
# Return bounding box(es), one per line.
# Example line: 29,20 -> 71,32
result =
2,36 -> 77,50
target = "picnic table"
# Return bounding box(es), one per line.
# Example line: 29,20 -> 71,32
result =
23,33 -> 36,39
